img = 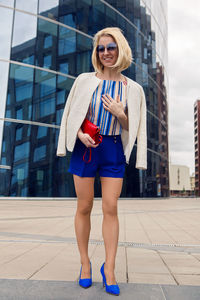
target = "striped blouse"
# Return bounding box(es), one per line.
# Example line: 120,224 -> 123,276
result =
86,79 -> 127,135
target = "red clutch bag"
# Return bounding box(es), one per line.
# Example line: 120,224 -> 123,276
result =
81,119 -> 102,163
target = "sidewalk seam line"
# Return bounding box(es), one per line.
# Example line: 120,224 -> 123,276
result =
156,250 -> 179,285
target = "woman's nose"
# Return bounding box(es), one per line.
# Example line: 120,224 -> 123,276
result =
103,48 -> 109,54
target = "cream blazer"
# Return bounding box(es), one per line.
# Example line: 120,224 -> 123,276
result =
56,72 -> 147,170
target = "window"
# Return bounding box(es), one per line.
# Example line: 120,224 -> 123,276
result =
1,157 -> 6,165
177,168 -> 180,185
16,83 -> 33,102
33,145 -> 46,162
44,35 -> 53,48
40,77 -> 56,97
16,108 -> 23,119
57,90 -> 65,104
16,127 -> 23,141
14,142 -> 30,161
56,108 -> 64,124
40,97 -> 55,117
37,126 -> 48,138
59,62 -> 68,74
23,55 -> 34,64
11,163 -> 28,185
43,55 -> 52,68
59,27 -> 76,55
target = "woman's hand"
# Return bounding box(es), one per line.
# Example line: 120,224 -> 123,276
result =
101,94 -> 123,118
77,129 -> 99,148
101,94 -> 128,130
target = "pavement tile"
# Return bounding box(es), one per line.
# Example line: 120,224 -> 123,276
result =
173,274 -> 200,286
0,279 -> 168,300
89,244 -> 127,283
0,243 -> 66,279
125,229 -> 150,243
159,252 -> 200,274
128,272 -> 176,284
127,248 -> 170,274
31,244 -> 94,281
0,243 -> 41,268
161,284 -> 200,300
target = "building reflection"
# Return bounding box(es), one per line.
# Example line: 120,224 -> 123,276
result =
0,0 -> 169,197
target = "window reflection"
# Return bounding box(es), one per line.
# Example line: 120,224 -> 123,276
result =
33,71 -> 56,123
39,0 -> 59,20
37,126 -> 48,139
44,35 -> 53,49
36,18 -> 57,71
16,83 -> 33,102
59,62 -> 69,74
12,11 -> 37,47
23,55 -> 34,65
14,142 -> 30,162
10,62 -> 34,82
5,64 -> 75,126
0,0 -> 14,6
59,27 -> 76,55
0,7 -> 13,59
16,127 -> 23,141
56,108 -> 64,125
1,121 -> 72,197
57,90 -> 65,104
39,77 -> 56,97
5,64 -> 34,121
11,163 -> 28,184
33,145 -> 46,162
15,0 -> 37,13
16,107 -> 23,119
40,97 -> 55,117
59,14 -> 76,29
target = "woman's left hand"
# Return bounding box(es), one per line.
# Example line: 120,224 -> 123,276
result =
101,94 -> 123,118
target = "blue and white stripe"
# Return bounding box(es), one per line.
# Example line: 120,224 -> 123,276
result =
86,79 -> 127,135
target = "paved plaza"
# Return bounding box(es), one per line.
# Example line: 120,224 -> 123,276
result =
0,197 -> 200,299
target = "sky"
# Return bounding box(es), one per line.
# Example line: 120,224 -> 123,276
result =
168,0 -> 200,175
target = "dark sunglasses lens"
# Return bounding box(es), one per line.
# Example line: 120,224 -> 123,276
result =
97,43 -> 117,53
107,46 -> 117,51
97,45 -> 105,52
107,43 -> 117,51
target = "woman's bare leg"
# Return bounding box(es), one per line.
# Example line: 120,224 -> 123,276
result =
73,175 -> 95,279
101,177 -> 123,285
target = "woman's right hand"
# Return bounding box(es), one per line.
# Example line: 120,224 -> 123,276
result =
77,129 -> 99,148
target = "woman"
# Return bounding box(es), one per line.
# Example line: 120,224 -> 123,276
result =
57,27 -> 147,296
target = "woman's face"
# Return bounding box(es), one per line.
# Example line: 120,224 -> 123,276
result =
97,35 -> 118,69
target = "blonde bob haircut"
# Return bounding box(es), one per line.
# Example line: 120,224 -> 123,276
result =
92,27 -> 133,74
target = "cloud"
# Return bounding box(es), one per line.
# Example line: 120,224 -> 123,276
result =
168,0 -> 200,175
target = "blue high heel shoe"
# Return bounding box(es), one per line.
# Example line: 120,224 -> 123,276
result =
79,261 -> 92,288
100,263 -> 120,296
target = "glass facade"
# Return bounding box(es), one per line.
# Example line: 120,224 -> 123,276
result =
0,0 -> 169,197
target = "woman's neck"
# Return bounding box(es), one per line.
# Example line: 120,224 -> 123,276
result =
96,69 -> 123,81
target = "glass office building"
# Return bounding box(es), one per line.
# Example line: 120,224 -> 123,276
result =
0,0 -> 169,198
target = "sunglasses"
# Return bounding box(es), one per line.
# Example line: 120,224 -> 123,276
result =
96,42 -> 118,53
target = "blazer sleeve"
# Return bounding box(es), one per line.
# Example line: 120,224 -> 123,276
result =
135,86 -> 147,170
56,77 -> 79,157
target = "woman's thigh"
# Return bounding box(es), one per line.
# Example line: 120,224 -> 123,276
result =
73,175 -> 95,198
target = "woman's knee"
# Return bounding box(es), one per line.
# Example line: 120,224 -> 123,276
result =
102,200 -> 118,216
77,199 -> 93,215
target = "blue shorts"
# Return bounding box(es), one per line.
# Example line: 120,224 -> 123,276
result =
68,135 -> 126,178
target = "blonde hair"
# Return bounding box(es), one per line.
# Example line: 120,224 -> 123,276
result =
92,27 -> 133,74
